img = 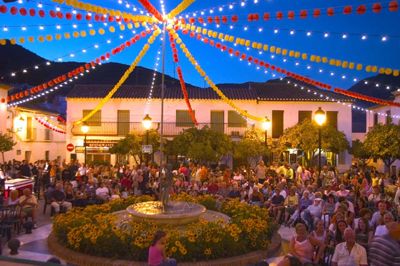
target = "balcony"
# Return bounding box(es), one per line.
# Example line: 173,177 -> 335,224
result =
71,122 -> 249,138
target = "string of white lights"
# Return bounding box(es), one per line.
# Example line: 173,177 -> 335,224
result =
183,31 -> 400,119
8,65 -> 98,107
159,0 -> 166,16
6,32 -> 131,77
204,22 -> 395,42
144,41 -> 162,114
180,26 -> 399,92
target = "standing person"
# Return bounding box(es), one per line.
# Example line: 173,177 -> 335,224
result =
369,222 -> 400,266
20,160 -> 31,178
331,228 -> 367,266
255,161 -> 267,184
148,231 -> 177,266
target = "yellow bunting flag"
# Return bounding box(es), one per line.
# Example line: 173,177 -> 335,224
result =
168,0 -> 196,19
183,25 -> 398,77
74,29 -> 161,125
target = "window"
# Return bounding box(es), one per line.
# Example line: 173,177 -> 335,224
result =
272,110 -> 284,138
386,111 -> 392,125
82,110 -> 101,126
176,110 -> 195,127
373,113 -> 378,126
326,111 -> 338,129
26,117 -> 32,139
228,111 -> 247,127
210,111 -> 224,133
298,111 -> 312,123
44,129 -> 51,141
117,110 -> 130,135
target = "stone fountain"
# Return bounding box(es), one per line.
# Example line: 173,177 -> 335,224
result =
123,166 -> 228,225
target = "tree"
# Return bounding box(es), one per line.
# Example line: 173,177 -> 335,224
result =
165,126 -> 233,164
233,128 -> 268,166
109,130 -> 160,165
350,139 -> 370,167
275,119 -> 349,166
363,123 -> 400,170
0,132 -> 16,163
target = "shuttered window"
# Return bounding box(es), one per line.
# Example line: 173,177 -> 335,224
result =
298,111 -> 312,124
228,111 -> 247,127
176,110 -> 195,127
272,110 -> 284,138
82,110 -> 101,126
326,111 -> 338,129
386,111 -> 392,125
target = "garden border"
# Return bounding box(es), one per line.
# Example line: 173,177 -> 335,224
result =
48,231 -> 281,266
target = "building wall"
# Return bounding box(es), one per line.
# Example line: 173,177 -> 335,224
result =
362,94 -> 400,175
2,109 -> 66,163
66,98 -> 353,170
0,85 -> 10,134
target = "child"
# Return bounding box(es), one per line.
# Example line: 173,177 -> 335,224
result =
148,231 -> 177,266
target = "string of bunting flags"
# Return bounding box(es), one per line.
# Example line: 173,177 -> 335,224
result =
167,29 -> 198,125
50,0 -> 157,24
75,28 -> 161,125
179,27 -> 400,107
182,1 -> 399,24
1,28 -> 153,105
177,23 -> 399,77
35,117 -> 66,134
168,26 -> 265,122
0,21 -> 147,46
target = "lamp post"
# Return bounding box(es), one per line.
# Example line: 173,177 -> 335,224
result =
262,116 -> 272,163
262,116 -> 271,146
142,114 -> 152,165
80,122 -> 89,164
314,107 -> 326,179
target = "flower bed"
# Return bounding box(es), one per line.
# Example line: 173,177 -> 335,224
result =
53,194 -> 277,262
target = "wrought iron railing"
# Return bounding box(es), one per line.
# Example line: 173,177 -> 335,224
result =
71,122 -> 250,137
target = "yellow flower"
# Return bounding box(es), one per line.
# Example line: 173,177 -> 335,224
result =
171,246 -> 177,253
204,248 -> 212,255
188,237 -> 196,243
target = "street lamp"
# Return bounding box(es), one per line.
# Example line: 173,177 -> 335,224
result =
314,107 -> 326,178
142,114 -> 152,165
261,116 -> 271,146
80,122 -> 89,164
262,116 -> 272,163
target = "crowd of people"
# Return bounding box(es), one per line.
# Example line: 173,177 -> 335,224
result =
1,158 -> 400,266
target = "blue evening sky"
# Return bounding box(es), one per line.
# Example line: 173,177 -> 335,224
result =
0,0 -> 399,89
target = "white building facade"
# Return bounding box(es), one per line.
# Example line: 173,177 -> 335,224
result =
1,84 -> 66,163
65,82 -> 353,171
357,90 -> 400,174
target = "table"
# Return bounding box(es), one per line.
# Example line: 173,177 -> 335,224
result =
4,178 -> 34,198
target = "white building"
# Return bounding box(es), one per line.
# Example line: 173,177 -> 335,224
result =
353,90 -> 400,174
65,80 -> 354,170
0,84 -> 66,163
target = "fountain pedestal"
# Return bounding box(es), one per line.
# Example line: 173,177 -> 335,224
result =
126,201 -> 207,225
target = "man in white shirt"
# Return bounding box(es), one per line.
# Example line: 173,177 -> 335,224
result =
95,182 -> 110,201
332,228 -> 368,266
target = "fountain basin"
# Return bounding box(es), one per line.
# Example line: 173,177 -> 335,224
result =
126,201 -> 207,225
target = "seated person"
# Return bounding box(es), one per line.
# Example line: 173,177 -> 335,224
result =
50,182 -> 72,214
95,182 -> 110,202
289,222 -> 324,264
19,188 -> 38,225
250,186 -> 264,206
